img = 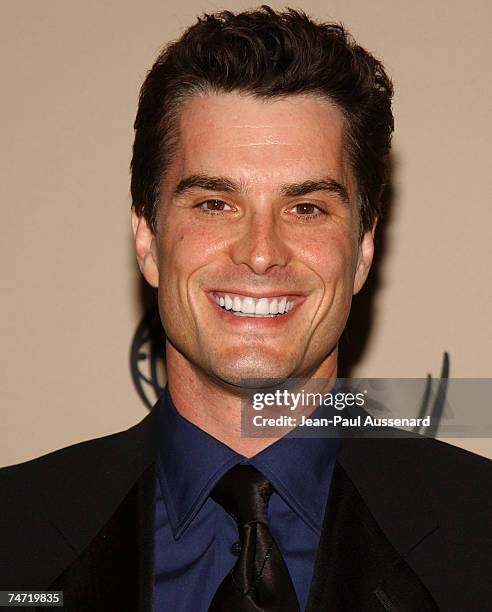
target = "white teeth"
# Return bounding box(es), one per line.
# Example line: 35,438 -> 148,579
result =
214,292 -> 297,317
255,298 -> 270,315
241,296 -> 256,314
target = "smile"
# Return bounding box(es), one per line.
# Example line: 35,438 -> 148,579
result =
212,291 -> 296,317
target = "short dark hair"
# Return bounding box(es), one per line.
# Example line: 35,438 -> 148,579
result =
131,5 -> 393,235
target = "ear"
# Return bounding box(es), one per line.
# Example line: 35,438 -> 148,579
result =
131,209 -> 159,288
353,221 -> 376,295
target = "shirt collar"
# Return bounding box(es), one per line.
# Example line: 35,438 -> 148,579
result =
156,386 -> 339,539
249,432 -> 338,535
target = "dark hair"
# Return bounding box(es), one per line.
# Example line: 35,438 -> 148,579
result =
131,5 -> 393,234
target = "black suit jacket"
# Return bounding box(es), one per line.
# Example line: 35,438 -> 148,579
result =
1,401 -> 491,611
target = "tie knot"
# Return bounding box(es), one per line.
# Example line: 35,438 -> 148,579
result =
211,465 -> 273,526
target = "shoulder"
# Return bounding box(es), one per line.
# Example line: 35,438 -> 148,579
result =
0,407 -> 157,495
339,435 -> 492,536
0,406 -> 157,525
402,437 -> 492,532
412,435 -> 492,479
382,435 -> 492,489
340,433 -> 492,481
0,406 -> 159,589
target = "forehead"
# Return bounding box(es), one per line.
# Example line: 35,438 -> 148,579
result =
167,92 -> 353,193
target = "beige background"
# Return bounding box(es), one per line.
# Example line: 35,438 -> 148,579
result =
1,0 -> 491,466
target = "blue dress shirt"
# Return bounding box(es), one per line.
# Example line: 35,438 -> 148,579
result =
154,386 -> 339,611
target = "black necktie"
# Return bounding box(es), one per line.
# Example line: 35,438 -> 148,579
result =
208,464 -> 300,611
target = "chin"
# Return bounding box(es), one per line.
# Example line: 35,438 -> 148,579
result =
208,354 -> 298,389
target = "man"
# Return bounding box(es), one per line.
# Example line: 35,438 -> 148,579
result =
1,6 -> 491,611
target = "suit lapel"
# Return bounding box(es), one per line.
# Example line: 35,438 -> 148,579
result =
41,405 -> 160,611
307,438 -> 440,611
136,463 -> 157,612
48,463 -> 156,612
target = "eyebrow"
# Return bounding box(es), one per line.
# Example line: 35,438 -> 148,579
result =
173,174 -> 350,204
173,175 -> 243,197
281,179 -> 349,203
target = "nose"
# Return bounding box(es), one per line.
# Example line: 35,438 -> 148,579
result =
230,211 -> 290,275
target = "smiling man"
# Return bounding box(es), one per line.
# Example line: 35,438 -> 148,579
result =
133,92 -> 373,454
1,6 -> 491,612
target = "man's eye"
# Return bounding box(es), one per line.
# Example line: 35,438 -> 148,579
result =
196,199 -> 232,214
290,203 -> 327,221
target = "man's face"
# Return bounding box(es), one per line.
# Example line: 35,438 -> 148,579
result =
133,93 -> 374,386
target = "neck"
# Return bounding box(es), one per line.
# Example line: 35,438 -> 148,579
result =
165,341 -> 338,457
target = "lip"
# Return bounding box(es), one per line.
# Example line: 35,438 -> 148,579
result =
206,291 -> 306,327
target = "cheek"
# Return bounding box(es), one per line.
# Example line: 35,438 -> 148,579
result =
158,219 -> 228,279
299,232 -> 356,285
